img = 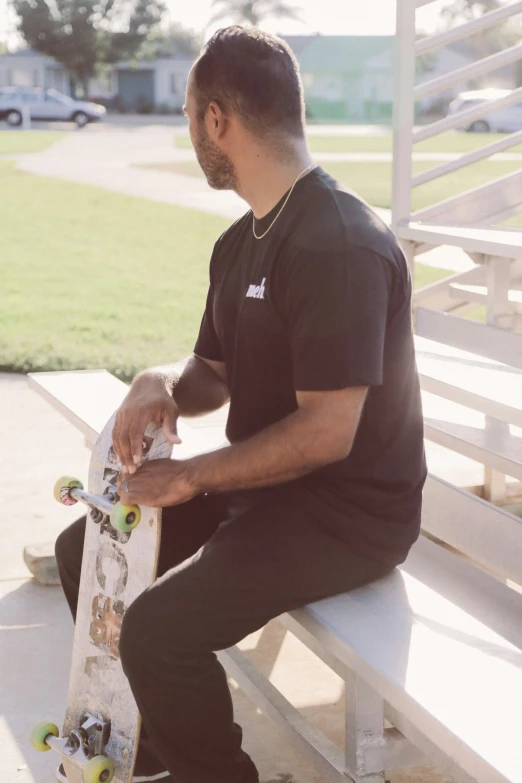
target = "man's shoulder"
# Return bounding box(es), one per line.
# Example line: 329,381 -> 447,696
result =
214,211 -> 251,253
300,169 -> 402,267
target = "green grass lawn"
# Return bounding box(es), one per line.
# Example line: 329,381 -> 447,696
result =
175,135 -> 194,150
0,130 -> 66,154
158,157 -> 522,219
175,131 -> 522,155
501,214 -> 522,228
414,264 -> 451,290
311,131 -> 522,154
325,159 -> 522,212
0,160 -> 451,379
0,161 -> 228,379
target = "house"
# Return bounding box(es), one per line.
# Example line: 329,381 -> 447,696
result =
284,35 -> 395,122
111,56 -> 190,112
282,35 -> 484,122
1,39 -> 512,120
416,43 -> 482,114
0,49 -> 192,112
0,49 -> 71,94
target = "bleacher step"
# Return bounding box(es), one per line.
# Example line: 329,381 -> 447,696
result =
415,335 -> 522,428
424,412 -> 522,482
398,221 -> 522,259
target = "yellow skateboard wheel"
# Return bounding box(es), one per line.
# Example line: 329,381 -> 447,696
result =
110,502 -> 141,532
83,754 -> 115,783
29,721 -> 59,752
54,476 -> 83,506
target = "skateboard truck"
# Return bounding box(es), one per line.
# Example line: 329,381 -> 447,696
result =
53,476 -> 141,533
30,713 -> 114,783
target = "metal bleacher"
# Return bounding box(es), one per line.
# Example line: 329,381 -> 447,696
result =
393,0 -> 522,505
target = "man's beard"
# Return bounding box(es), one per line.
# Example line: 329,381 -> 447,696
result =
194,121 -> 238,191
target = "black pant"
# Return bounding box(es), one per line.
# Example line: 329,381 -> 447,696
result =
55,484 -> 393,783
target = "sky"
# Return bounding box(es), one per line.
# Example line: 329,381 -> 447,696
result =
0,0 -> 446,48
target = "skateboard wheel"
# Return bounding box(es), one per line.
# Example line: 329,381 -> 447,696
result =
29,721 -> 59,752
110,502 -> 141,532
83,754 -> 115,783
54,476 -> 83,506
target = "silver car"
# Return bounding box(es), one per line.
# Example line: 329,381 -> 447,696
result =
0,87 -> 106,127
448,88 -> 522,133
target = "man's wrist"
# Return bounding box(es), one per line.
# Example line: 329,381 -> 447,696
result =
183,453 -> 211,495
185,449 -> 221,495
134,366 -> 177,395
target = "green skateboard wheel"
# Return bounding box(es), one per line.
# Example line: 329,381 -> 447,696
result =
83,754 -> 115,783
110,501 -> 141,532
54,476 -> 83,506
29,721 -> 59,752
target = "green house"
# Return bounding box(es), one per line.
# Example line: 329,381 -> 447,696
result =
284,35 -> 395,123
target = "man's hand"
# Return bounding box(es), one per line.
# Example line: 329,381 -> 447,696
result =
117,459 -> 199,508
113,374 -> 182,474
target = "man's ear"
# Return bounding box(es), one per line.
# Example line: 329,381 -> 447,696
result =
207,101 -> 228,140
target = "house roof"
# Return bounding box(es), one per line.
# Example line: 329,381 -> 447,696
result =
281,35 -> 317,57
284,35 -> 395,72
1,48 -> 46,58
0,49 -> 63,68
0,47 -> 194,69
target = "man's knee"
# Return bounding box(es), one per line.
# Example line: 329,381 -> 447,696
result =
54,515 -> 86,570
119,588 -> 165,672
120,574 -> 215,673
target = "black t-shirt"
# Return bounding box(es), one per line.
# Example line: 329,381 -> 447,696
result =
194,167 -> 427,565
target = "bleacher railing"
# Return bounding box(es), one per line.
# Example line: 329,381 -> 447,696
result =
392,0 -> 522,233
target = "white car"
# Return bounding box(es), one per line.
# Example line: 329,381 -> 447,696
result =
0,87 -> 106,127
448,88 -> 522,133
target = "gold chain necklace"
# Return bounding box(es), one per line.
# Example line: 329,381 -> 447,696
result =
252,163 -> 316,240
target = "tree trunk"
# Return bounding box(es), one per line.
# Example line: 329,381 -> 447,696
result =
72,70 -> 90,99
81,77 -> 90,100
69,73 -> 78,99
246,1 -> 259,24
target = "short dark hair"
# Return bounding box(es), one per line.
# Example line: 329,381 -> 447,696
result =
193,26 -> 305,139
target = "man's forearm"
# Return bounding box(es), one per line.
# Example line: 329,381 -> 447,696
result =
173,356 -> 229,416
138,356 -> 229,418
186,406 -> 348,493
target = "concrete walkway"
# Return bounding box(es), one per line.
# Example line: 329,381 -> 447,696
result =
16,125 -> 412,221
16,125 -> 247,220
0,374 -> 90,783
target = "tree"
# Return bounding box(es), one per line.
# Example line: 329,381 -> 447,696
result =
209,0 -> 301,28
441,0 -> 522,63
442,0 -> 502,23
142,22 -> 201,60
12,0 -> 165,97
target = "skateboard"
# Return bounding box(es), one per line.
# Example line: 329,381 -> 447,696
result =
30,412 -> 171,783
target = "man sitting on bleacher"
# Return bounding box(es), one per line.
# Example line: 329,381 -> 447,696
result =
55,26 -> 427,783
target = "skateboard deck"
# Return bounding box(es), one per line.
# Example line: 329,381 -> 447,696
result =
31,412 -> 171,783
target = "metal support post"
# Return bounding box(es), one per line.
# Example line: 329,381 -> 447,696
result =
392,0 -> 417,235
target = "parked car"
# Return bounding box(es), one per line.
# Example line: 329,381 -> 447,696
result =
0,87 -> 106,127
448,88 -> 522,133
